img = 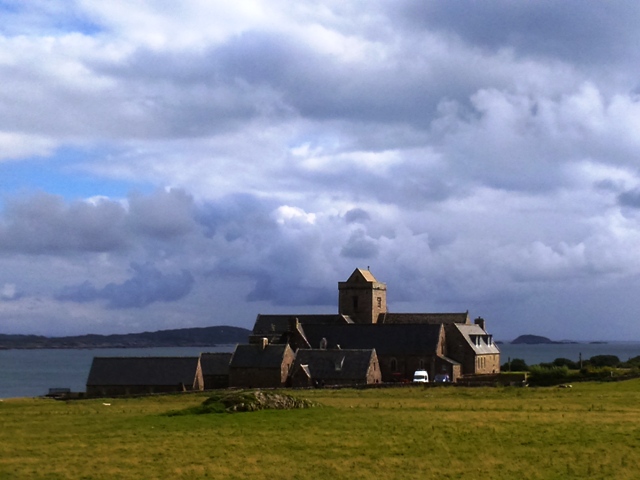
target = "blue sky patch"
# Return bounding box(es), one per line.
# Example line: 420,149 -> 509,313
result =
0,147 -> 152,202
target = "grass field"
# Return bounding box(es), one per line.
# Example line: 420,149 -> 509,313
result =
2,381 -> 640,479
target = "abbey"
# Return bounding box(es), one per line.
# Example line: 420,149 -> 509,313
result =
245,268 -> 500,384
85,268 -> 502,396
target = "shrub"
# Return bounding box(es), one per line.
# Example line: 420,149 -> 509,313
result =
588,355 -> 620,368
502,358 -> 528,371
527,365 -> 571,386
621,356 -> 640,368
552,357 -> 579,369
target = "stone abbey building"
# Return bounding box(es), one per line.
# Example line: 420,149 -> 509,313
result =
246,268 -> 500,384
86,268 -> 501,395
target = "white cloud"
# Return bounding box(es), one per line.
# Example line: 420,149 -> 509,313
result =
273,205 -> 317,226
2,1 -> 640,341
0,132 -> 55,161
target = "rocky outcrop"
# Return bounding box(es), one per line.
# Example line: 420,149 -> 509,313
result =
168,391 -> 317,415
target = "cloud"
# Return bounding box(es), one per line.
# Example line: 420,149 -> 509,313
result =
340,230 -> 379,259
344,208 -> 370,224
56,262 -> 195,308
391,1 -> 640,68
0,283 -> 21,301
0,192 -> 128,254
3,1 -> 640,341
0,188 -> 199,255
618,189 -> 640,208
127,188 -> 196,238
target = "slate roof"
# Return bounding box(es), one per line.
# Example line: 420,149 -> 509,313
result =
301,323 -> 443,356
378,312 -> 469,325
293,349 -> 377,381
454,324 -> 501,355
229,343 -> 291,369
86,357 -> 199,387
199,352 -> 232,376
251,314 -> 352,336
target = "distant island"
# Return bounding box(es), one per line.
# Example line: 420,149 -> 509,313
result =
511,334 -> 578,345
0,326 -> 251,349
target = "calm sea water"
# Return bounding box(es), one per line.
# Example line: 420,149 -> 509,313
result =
2,342 -> 640,399
498,342 -> 640,366
0,346 -> 235,399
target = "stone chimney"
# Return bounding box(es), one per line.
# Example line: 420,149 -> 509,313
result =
474,317 -> 486,331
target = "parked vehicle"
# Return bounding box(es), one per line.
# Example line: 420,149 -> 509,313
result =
412,370 -> 429,383
434,373 -> 451,383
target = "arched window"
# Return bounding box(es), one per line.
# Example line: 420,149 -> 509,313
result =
390,358 -> 398,372
419,359 -> 425,369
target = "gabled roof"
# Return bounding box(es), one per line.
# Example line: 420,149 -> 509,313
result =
251,314 -> 352,336
199,352 -> 232,376
229,343 -> 291,369
454,324 -> 500,355
86,357 -> 199,387
346,268 -> 378,283
301,323 -> 442,356
293,349 -> 376,381
378,312 -> 469,325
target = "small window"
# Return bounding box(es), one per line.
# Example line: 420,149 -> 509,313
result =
377,297 -> 382,308
390,358 -> 398,372
352,296 -> 359,310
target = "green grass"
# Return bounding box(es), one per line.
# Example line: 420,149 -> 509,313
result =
2,381 -> 640,479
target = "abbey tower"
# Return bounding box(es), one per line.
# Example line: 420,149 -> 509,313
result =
338,268 -> 387,324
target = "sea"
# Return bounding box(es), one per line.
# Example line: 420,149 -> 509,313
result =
2,342 -> 640,399
0,345 -> 235,399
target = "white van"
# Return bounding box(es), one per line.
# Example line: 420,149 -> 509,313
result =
412,370 -> 429,383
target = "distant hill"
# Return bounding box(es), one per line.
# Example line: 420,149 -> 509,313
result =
511,334 -> 577,345
0,326 -> 251,349
511,334 -> 553,344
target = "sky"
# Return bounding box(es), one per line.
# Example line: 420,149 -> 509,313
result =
1,1 -> 640,341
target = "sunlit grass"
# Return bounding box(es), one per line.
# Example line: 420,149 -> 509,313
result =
2,382 -> 640,479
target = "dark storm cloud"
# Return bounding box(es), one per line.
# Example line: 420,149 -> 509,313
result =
0,192 -> 128,253
617,189 -> 640,208
56,262 -> 194,308
195,193 -> 279,239
344,208 -> 370,224
212,225 -> 339,307
340,230 -> 379,259
392,1 -> 640,65
92,27 -> 470,135
0,189 -> 198,255
245,271 -> 334,306
127,188 -> 196,238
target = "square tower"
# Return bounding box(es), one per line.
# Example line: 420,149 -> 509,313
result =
338,268 -> 387,324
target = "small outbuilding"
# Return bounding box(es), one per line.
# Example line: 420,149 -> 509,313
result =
86,356 -> 202,397
228,340 -> 295,388
197,352 -> 233,390
289,348 -> 381,388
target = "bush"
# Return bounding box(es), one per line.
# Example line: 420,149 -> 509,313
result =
621,355 -> 640,368
528,365 -> 572,386
502,358 -> 528,371
587,355 -> 620,368
551,357 -> 579,369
